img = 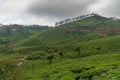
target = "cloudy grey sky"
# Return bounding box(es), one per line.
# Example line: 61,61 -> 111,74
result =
0,0 -> 119,26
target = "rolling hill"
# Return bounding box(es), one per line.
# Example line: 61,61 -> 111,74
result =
0,14 -> 120,80
13,14 -> 120,53
0,24 -> 49,42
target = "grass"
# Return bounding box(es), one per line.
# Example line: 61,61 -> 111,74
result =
8,53 -> 120,80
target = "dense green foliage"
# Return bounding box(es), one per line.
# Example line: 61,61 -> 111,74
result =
0,15 -> 120,80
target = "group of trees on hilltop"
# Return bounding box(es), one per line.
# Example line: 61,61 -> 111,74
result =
55,13 -> 99,26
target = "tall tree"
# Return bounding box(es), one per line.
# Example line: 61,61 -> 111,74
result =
75,47 -> 81,57
58,52 -> 63,63
32,63 -> 35,74
96,46 -> 101,54
47,55 -> 54,69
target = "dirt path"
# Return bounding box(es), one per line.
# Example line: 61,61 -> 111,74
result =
17,56 -> 27,66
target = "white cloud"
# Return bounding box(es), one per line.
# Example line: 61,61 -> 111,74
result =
88,0 -> 114,17
0,0 -> 50,25
0,0 -> 119,26
89,0 -> 110,12
0,0 -> 32,14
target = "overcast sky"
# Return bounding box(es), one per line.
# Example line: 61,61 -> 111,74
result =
0,0 -> 119,26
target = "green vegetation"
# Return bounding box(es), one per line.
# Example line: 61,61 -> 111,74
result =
0,14 -> 120,80
19,53 -> 120,80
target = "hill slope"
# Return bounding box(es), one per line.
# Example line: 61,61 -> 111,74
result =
58,14 -> 120,33
14,14 -> 120,53
0,24 -> 49,44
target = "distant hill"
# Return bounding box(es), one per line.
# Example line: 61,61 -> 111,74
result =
58,14 -> 120,34
1,14 -> 120,55
0,24 -> 49,46
13,14 -> 120,53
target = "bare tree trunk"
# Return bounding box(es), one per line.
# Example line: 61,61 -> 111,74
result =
32,63 -> 35,74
